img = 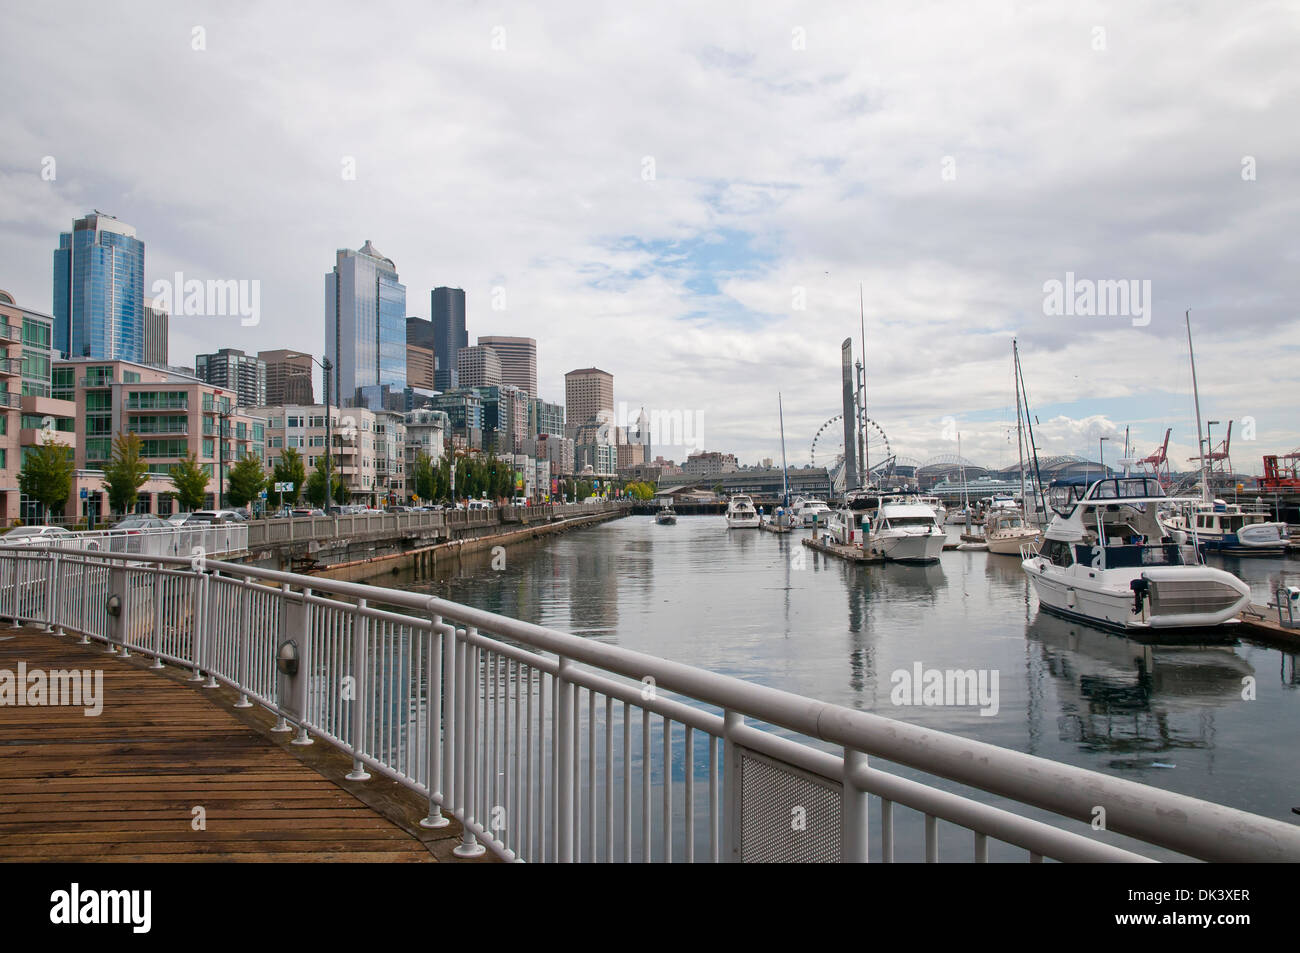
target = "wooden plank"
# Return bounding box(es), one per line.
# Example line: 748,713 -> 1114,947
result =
0,629 -> 435,862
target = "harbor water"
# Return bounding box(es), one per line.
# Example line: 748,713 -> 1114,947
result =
392,515 -> 1299,859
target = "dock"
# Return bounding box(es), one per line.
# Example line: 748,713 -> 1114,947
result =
759,520 -> 796,534
802,536 -> 883,563
1237,604 -> 1300,647
0,628 -> 488,862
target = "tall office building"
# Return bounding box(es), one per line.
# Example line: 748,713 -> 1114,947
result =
477,335 -> 537,396
52,211 -> 145,361
142,299 -> 169,367
259,349 -> 314,405
431,286 -> 466,391
325,240 -> 407,409
405,317 -> 436,390
195,348 -> 267,407
564,367 -> 614,439
456,345 -> 502,389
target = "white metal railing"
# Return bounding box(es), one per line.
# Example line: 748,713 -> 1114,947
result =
3,523 -> 247,558
3,543 -> 1298,864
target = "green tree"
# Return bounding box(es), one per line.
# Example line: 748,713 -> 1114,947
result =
304,458 -> 346,508
272,447 -> 306,507
170,452 -> 209,512
577,479 -> 593,500
226,455 -> 266,508
411,450 -> 435,502
19,439 -> 75,521
102,431 -> 149,516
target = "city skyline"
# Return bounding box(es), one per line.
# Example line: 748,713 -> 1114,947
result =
2,4 -> 1297,473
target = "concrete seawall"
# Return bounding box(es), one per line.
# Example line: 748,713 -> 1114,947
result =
311,509 -> 625,585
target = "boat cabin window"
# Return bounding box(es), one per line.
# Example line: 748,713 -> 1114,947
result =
884,516 -> 936,528
1041,539 -> 1072,567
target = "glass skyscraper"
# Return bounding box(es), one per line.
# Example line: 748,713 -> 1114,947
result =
431,286 -> 467,391
325,240 -> 407,409
52,212 -> 145,361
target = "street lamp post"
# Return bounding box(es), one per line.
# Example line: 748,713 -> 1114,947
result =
307,356 -> 334,511
217,402 -> 234,510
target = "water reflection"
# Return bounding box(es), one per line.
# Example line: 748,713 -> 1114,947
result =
1026,611 -> 1254,762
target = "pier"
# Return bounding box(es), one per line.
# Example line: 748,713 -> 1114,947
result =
0,628 -> 478,862
1,542 -> 1297,863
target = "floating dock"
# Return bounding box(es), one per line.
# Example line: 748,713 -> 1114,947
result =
759,520 -> 796,534
1237,604 -> 1300,647
802,536 -> 884,563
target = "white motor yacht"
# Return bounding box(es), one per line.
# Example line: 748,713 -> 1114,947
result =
1022,477 -> 1250,631
1161,500 -> 1288,557
792,497 -> 833,526
725,494 -> 761,528
863,497 -> 946,564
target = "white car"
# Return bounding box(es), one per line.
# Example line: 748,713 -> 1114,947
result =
2,525 -> 74,547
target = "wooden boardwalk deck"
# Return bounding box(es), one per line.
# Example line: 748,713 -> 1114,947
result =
0,628 -> 458,862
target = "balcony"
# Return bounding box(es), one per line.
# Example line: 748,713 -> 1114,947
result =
125,398 -> 188,411
0,392 -> 20,409
0,357 -> 22,377
0,325 -> 21,342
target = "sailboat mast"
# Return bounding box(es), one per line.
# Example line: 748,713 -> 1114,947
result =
959,432 -> 968,508
778,392 -> 789,506
1186,310 -> 1210,503
858,284 -> 867,487
1013,339 -> 1028,512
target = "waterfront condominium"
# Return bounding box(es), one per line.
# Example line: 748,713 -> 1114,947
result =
52,211 -> 146,362
431,286 -> 467,391
477,335 -> 537,396
325,241 -> 407,410
564,367 -> 614,439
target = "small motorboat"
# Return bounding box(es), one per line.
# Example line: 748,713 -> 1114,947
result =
655,506 -> 677,525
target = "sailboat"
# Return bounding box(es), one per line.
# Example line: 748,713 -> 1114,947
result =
987,341 -> 1042,556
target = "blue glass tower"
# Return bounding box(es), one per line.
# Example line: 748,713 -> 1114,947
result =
52,212 -> 145,360
325,240 -> 408,410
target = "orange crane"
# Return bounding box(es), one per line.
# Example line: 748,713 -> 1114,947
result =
1138,428 -> 1172,487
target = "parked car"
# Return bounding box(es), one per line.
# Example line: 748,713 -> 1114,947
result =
2,525 -> 74,547
290,507 -> 323,518
386,505 -> 414,513
166,512 -> 193,526
512,497 -> 529,506
467,500 -> 493,511
184,510 -> 244,525
113,516 -> 171,532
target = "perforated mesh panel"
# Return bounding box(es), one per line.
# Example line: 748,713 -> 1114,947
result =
739,748 -> 842,863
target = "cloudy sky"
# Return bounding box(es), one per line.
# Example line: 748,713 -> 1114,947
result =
1,1 -> 1297,473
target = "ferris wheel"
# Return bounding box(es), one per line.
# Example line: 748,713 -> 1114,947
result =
811,415 -> 894,491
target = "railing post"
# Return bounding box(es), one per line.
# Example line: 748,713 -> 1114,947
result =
9,556 -> 21,628
346,598 -> 370,780
556,656 -> 576,863
292,587 -> 314,745
45,553 -> 59,633
842,748 -> 870,862
203,571 -> 219,687
43,553 -> 57,630
420,618 -> 450,829
722,710 -> 743,862
234,578 -> 253,708
150,566 -> 164,669
77,558 -> 90,644
271,582 -> 293,733
188,567 -> 206,680
452,626 -> 485,858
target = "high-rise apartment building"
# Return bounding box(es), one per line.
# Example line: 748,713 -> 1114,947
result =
258,349 -> 315,406
326,241 -> 407,410
431,287 -> 466,391
564,367 -> 614,440
456,345 -> 502,389
142,299 -> 169,366
195,348 -> 266,407
529,398 -> 564,439
477,335 -> 537,396
52,211 -> 145,361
